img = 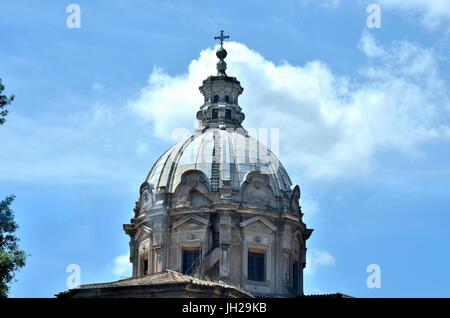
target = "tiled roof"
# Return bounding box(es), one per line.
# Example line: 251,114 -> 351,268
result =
74,270 -> 253,296
302,293 -> 353,298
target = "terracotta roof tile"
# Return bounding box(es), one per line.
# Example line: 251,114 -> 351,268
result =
75,270 -> 252,296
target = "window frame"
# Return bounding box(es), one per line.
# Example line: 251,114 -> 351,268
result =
182,247 -> 200,275
247,250 -> 266,282
143,258 -> 149,275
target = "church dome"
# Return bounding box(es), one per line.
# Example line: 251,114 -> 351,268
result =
146,127 -> 293,197
124,32 -> 312,298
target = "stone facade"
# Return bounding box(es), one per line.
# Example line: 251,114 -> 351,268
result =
123,40 -> 313,298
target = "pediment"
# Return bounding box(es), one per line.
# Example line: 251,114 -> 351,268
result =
135,225 -> 152,241
172,170 -> 211,203
173,215 -> 209,231
240,216 -> 277,233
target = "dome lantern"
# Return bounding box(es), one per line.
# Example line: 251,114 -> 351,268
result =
196,31 -> 245,129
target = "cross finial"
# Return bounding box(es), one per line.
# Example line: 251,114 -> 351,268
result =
214,30 -> 230,47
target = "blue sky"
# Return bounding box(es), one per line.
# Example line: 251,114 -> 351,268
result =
1,0 -> 450,297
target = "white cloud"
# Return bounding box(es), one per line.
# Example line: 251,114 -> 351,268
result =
129,38 -> 450,180
358,32 -> 386,58
378,0 -> 450,28
305,249 -> 336,275
112,254 -> 132,278
129,65 -> 206,139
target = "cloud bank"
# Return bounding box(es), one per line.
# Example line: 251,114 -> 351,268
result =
130,37 -> 450,180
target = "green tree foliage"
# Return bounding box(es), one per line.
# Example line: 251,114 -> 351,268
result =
0,195 -> 27,298
0,78 -> 26,297
0,78 -> 15,125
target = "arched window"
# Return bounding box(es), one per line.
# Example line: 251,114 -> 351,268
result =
224,95 -> 230,103
213,95 -> 219,103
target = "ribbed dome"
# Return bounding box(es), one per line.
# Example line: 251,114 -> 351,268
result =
146,127 -> 292,196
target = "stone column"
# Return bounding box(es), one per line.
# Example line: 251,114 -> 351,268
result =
220,245 -> 230,279
219,213 -> 231,280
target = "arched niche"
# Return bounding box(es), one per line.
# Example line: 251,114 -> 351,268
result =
239,171 -> 277,207
139,182 -> 156,213
172,170 -> 211,205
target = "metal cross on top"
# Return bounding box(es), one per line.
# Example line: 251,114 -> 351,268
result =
214,30 -> 230,47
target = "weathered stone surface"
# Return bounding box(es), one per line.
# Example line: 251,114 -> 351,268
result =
122,43 -> 313,296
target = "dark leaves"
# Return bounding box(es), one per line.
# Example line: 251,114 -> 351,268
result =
0,78 -> 15,125
0,195 -> 27,298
